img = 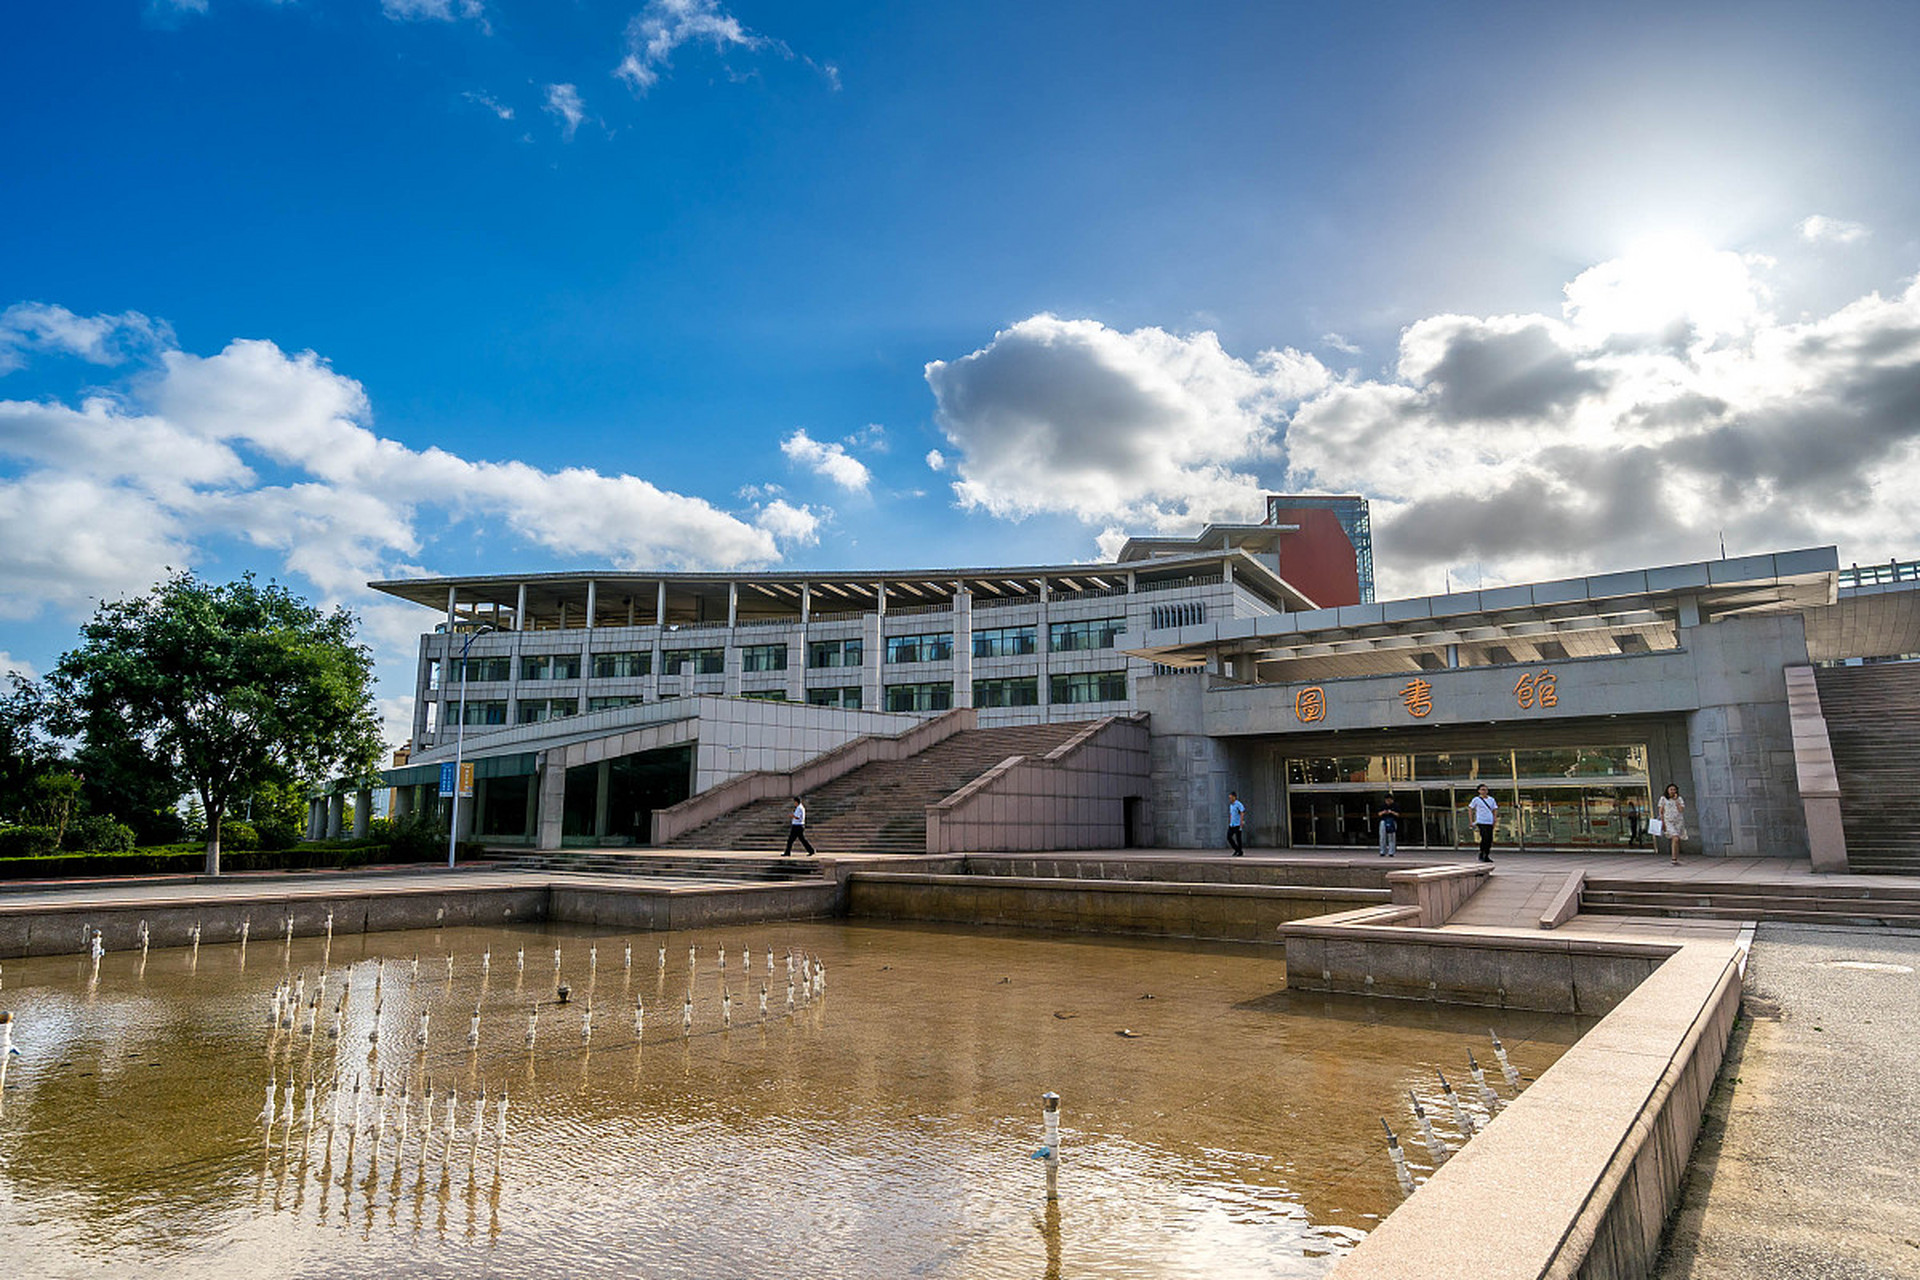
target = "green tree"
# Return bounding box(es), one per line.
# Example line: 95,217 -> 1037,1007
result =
0,674 -> 59,825
50,572 -> 383,875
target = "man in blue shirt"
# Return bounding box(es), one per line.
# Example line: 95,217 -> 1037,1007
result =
1227,791 -> 1246,857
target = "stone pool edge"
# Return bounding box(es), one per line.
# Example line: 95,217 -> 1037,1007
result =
1297,919 -> 1748,1280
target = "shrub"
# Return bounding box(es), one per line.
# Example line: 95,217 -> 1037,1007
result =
220,819 -> 260,851
253,817 -> 303,850
63,814 -> 136,853
370,808 -> 443,861
0,825 -> 60,857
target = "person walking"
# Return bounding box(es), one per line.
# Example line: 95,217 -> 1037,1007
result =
783,796 -> 817,857
1624,798 -> 1642,847
1376,793 -> 1399,858
1467,785 -> 1498,862
1226,791 -> 1246,857
1655,783 -> 1686,866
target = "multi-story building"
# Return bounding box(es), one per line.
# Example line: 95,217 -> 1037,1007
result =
345,494 -> 1919,870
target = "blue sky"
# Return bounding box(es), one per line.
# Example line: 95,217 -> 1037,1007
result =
4,1 -> 1920,739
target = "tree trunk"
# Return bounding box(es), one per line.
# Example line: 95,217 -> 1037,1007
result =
204,800 -> 222,877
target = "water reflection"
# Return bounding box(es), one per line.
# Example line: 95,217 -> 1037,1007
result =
0,921 -> 1582,1278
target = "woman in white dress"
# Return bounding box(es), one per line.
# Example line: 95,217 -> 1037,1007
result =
1656,784 -> 1686,866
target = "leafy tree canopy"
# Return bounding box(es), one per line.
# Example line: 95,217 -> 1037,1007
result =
0,673 -> 60,824
50,572 -> 382,874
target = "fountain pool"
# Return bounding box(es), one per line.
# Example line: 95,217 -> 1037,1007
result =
0,919 -> 1585,1278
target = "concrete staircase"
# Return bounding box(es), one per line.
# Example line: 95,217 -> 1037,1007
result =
472,850 -> 827,882
660,722 -> 1096,855
1813,662 -> 1920,875
1579,876 -> 1920,926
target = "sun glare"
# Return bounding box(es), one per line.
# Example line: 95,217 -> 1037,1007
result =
1563,232 -> 1769,343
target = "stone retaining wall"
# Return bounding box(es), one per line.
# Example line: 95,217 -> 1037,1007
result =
847,871 -> 1385,941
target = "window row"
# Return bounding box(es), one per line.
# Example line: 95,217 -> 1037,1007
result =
445,621 -> 1123,686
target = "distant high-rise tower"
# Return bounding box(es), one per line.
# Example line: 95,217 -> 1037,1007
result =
1265,494 -> 1374,604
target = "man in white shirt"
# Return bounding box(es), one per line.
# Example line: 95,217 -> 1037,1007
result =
783,797 -> 816,857
1467,785 -> 1498,862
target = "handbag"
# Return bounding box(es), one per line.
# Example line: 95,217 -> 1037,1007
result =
1648,817 -> 1665,838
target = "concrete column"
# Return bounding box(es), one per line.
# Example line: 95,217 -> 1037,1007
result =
785,624 -> 804,702
1223,559 -> 1234,584
724,642 -> 742,698
863,610 -> 883,711
534,755 -> 566,850
559,601 -> 568,630
326,792 -> 344,840
727,582 -> 738,628
953,587 -> 975,708
800,583 -> 811,624
506,628 -> 524,725
585,579 -> 597,630
352,787 -> 372,839
626,596 -> 636,626
307,798 -> 324,841
390,787 -> 411,823
446,584 -> 457,630
648,626 -> 665,701
515,582 -> 528,631
594,760 -> 611,837
1038,579 -> 1054,713
876,582 -> 887,618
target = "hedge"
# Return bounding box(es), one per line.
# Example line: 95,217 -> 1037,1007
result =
0,840 -> 480,881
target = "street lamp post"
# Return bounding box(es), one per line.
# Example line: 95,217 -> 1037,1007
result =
448,624 -> 498,867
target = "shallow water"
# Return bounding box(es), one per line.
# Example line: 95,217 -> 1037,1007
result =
0,920 -> 1583,1278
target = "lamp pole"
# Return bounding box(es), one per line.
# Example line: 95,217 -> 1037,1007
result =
448,624 -> 497,867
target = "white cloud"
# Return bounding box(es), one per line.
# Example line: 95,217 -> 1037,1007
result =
0,314 -> 819,733
615,0 -> 767,93
0,303 -> 172,375
544,84 -> 586,141
924,448 -> 945,471
381,0 -> 486,24
1285,243 -> 1920,594
754,498 -> 820,543
780,428 -> 871,492
461,90 -> 514,121
924,313 -> 1328,534
1320,333 -> 1362,356
1799,214 -> 1870,245
0,651 -> 35,681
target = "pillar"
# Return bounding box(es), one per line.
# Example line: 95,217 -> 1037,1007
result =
727,582 -> 738,628
326,792 -> 344,840
307,798 -> 325,841
863,610 -> 883,712
953,586 -> 974,709
352,787 -> 372,839
534,754 -> 565,850
594,760 -> 611,838
656,580 -> 668,625
800,583 -> 811,624
585,579 -> 597,630
446,584 -> 457,630
390,787 -> 412,822
515,582 -> 528,631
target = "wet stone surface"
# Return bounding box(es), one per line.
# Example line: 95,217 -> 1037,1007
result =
0,920 -> 1582,1279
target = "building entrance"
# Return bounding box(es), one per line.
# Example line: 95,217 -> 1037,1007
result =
1284,745 -> 1653,851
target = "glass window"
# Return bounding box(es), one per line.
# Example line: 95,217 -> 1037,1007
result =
973,676 -> 1039,707
973,624 -> 1037,659
805,686 -> 864,709
521,654 -> 581,681
1049,617 -> 1124,652
587,695 -> 645,712
1048,670 -> 1127,704
885,632 -> 953,664
807,639 -> 863,669
455,656 -> 511,683
741,689 -> 788,701
661,648 -> 724,676
516,698 -> 577,723
590,651 -> 651,679
460,699 -> 509,725
427,658 -> 441,691
741,643 -> 787,673
884,681 -> 953,712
